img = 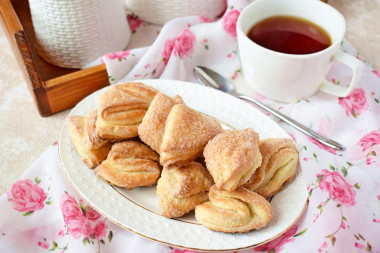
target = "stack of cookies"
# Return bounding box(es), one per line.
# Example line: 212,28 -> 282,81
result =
195,129 -> 298,232
66,82 -> 299,233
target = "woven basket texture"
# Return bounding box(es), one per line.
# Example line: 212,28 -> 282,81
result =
29,0 -> 131,68
125,0 -> 226,25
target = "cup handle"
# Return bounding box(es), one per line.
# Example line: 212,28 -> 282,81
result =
320,50 -> 364,97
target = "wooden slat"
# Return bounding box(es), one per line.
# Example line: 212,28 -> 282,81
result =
14,30 -> 43,89
0,0 -> 47,114
0,0 -> 22,46
44,64 -> 109,115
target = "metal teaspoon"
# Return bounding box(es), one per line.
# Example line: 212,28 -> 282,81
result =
193,65 -> 346,151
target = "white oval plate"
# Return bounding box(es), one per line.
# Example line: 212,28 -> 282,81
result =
58,79 -> 308,251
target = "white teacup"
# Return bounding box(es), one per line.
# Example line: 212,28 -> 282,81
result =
236,0 -> 363,102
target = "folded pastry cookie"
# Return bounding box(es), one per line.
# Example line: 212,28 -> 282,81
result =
96,82 -> 158,140
203,129 -> 262,191
85,110 -> 109,150
160,104 -> 223,167
138,92 -> 184,153
66,114 -> 112,169
156,161 -> 213,218
195,185 -> 272,233
245,138 -> 298,198
95,140 -> 161,189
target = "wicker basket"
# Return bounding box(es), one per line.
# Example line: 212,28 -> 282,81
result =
29,0 -> 131,69
124,0 -> 226,25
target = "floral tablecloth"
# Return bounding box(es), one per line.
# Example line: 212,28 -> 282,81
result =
1,0 -> 380,252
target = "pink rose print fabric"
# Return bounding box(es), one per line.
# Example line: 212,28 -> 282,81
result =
338,88 -> 369,118
161,29 -> 196,66
2,0 -> 380,252
222,9 -> 240,37
358,130 -> 380,151
169,250 -> 197,253
7,179 -> 47,213
38,241 -> 50,249
103,50 -> 131,61
162,38 -> 176,65
6,177 -> 53,217
372,69 -> 380,78
348,129 -> 380,167
61,194 -> 91,239
127,14 -> 143,32
57,194 -> 112,251
316,169 -> 356,207
307,137 -> 337,155
172,29 -> 196,58
254,225 -> 300,252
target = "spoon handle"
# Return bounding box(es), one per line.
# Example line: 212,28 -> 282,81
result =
238,95 -> 346,151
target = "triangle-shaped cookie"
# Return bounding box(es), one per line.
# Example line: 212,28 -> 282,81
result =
138,92 -> 184,153
160,104 -> 223,167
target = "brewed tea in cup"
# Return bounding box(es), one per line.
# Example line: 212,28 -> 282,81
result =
236,0 -> 363,102
247,16 -> 331,55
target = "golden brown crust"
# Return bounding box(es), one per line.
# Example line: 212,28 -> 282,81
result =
138,93 -> 184,153
94,140 -> 161,188
156,162 -> 213,218
85,110 -> 109,150
95,121 -> 139,141
195,185 -> 272,233
165,162 -> 214,198
160,104 -> 223,167
245,138 -> 298,198
203,129 -> 262,191
66,115 -> 112,169
96,82 -> 158,140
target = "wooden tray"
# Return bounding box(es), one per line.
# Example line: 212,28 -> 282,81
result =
0,0 -> 110,116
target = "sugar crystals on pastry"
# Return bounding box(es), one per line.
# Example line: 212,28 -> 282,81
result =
85,110 -> 109,150
195,185 -> 272,233
96,82 -> 158,140
203,128 -> 262,191
138,92 -> 184,153
95,140 -> 161,189
66,113 -> 112,169
245,138 -> 298,198
156,161 -> 213,218
160,104 -> 223,167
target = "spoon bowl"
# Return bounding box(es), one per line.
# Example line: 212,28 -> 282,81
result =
193,66 -> 236,94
